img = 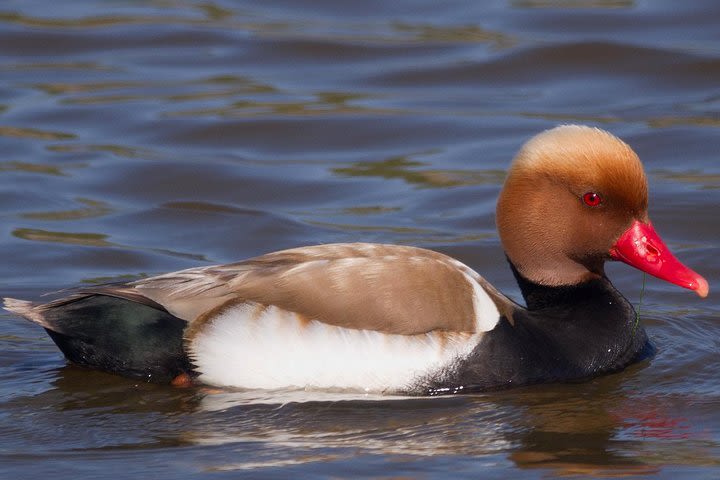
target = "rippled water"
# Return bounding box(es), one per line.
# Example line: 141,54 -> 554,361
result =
1,1 -> 718,478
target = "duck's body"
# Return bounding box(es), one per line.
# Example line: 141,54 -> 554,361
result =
3,125 -> 707,394
2,243 -> 652,394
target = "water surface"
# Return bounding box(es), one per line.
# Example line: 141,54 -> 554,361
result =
1,1 -> 718,478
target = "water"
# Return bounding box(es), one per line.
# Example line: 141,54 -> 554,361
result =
1,1 -> 719,478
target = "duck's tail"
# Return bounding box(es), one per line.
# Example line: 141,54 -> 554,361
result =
3,298 -> 53,328
3,294 -> 193,383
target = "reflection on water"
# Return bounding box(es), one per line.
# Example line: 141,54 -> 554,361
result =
7,362 -> 715,476
46,143 -> 152,159
21,198 -> 113,221
0,126 -> 75,140
511,0 -> 636,8
333,155 -> 506,188
391,23 -> 516,48
12,227 -> 114,247
0,0 -> 719,478
654,170 -> 720,190
0,161 -> 70,176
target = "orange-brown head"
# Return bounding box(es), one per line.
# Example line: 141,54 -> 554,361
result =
496,125 -> 708,297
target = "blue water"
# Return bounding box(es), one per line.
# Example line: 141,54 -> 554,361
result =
1,1 -> 718,478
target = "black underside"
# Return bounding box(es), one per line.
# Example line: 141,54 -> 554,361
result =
41,295 -> 192,383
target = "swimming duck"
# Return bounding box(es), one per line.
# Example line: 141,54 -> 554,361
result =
3,125 -> 708,394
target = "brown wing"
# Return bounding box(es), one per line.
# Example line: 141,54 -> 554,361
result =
125,243 -> 507,335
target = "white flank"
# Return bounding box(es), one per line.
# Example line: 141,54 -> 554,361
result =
189,303 -> 484,393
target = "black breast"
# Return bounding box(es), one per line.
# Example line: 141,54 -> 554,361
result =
422,271 -> 654,395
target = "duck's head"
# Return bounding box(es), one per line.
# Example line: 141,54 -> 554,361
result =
497,125 -> 708,298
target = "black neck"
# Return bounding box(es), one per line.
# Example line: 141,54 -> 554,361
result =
508,258 -> 617,312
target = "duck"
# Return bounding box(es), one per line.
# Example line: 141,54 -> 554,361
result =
3,125 -> 709,395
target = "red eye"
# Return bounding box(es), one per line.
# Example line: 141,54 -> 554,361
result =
583,192 -> 602,207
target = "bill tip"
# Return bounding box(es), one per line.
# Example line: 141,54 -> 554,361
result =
694,276 -> 709,298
